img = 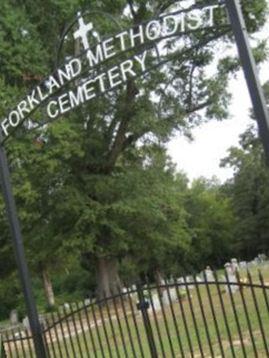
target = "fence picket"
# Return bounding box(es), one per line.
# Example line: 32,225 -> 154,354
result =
2,270 -> 269,358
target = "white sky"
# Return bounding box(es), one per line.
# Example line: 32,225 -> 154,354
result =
167,22 -> 269,183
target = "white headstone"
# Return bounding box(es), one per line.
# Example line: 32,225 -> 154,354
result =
10,309 -> 19,326
64,303 -> 70,310
162,287 -> 177,305
224,265 -> 238,294
169,287 -> 177,302
258,253 -> 267,262
231,258 -> 239,272
149,293 -> 161,312
185,276 -> 194,290
239,261 -> 247,269
204,267 -> 214,282
22,316 -> 30,330
14,332 -> 21,338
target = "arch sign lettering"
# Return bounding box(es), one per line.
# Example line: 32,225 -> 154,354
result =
0,3 -> 222,141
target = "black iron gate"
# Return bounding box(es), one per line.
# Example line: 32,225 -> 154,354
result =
2,270 -> 269,357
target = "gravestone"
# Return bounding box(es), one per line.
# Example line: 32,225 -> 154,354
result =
63,303 -> 70,311
204,266 -> 214,282
224,263 -> 238,294
163,287 -> 177,306
39,315 -> 46,330
239,261 -> 247,269
22,316 -> 30,330
258,253 -> 267,262
9,309 -> 19,326
231,258 -> 239,272
186,276 -> 194,290
84,298 -> 91,306
149,293 -> 161,313
254,257 -> 260,265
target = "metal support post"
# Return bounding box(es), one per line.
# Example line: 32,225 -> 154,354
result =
225,0 -> 269,160
137,283 -> 158,358
0,136 -> 47,358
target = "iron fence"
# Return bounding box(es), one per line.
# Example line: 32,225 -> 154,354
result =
0,335 -> 7,358
2,269 -> 269,357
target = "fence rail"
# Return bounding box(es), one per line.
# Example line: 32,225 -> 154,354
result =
2,269 -> 269,357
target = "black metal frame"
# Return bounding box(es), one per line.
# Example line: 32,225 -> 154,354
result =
0,1 -> 268,356
0,134 -> 47,358
0,6 -> 228,145
2,270 -> 269,357
225,0 -> 269,162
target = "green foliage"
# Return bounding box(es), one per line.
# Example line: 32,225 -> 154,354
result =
0,272 -> 23,319
186,177 -> 235,270
221,80 -> 269,259
221,125 -> 269,259
0,0 -> 267,315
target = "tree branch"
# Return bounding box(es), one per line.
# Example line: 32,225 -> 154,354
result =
104,80 -> 139,172
127,0 -> 137,19
185,100 -> 212,114
187,61 -> 197,111
157,1 -> 178,14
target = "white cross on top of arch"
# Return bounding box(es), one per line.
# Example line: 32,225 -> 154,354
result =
73,16 -> 93,50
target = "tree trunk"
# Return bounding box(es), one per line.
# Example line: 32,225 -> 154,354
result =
96,257 -> 122,301
154,268 -> 164,286
154,268 -> 165,297
42,267 -> 55,308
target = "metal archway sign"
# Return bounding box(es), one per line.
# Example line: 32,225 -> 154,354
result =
0,1 -> 268,357
0,3 -> 221,141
